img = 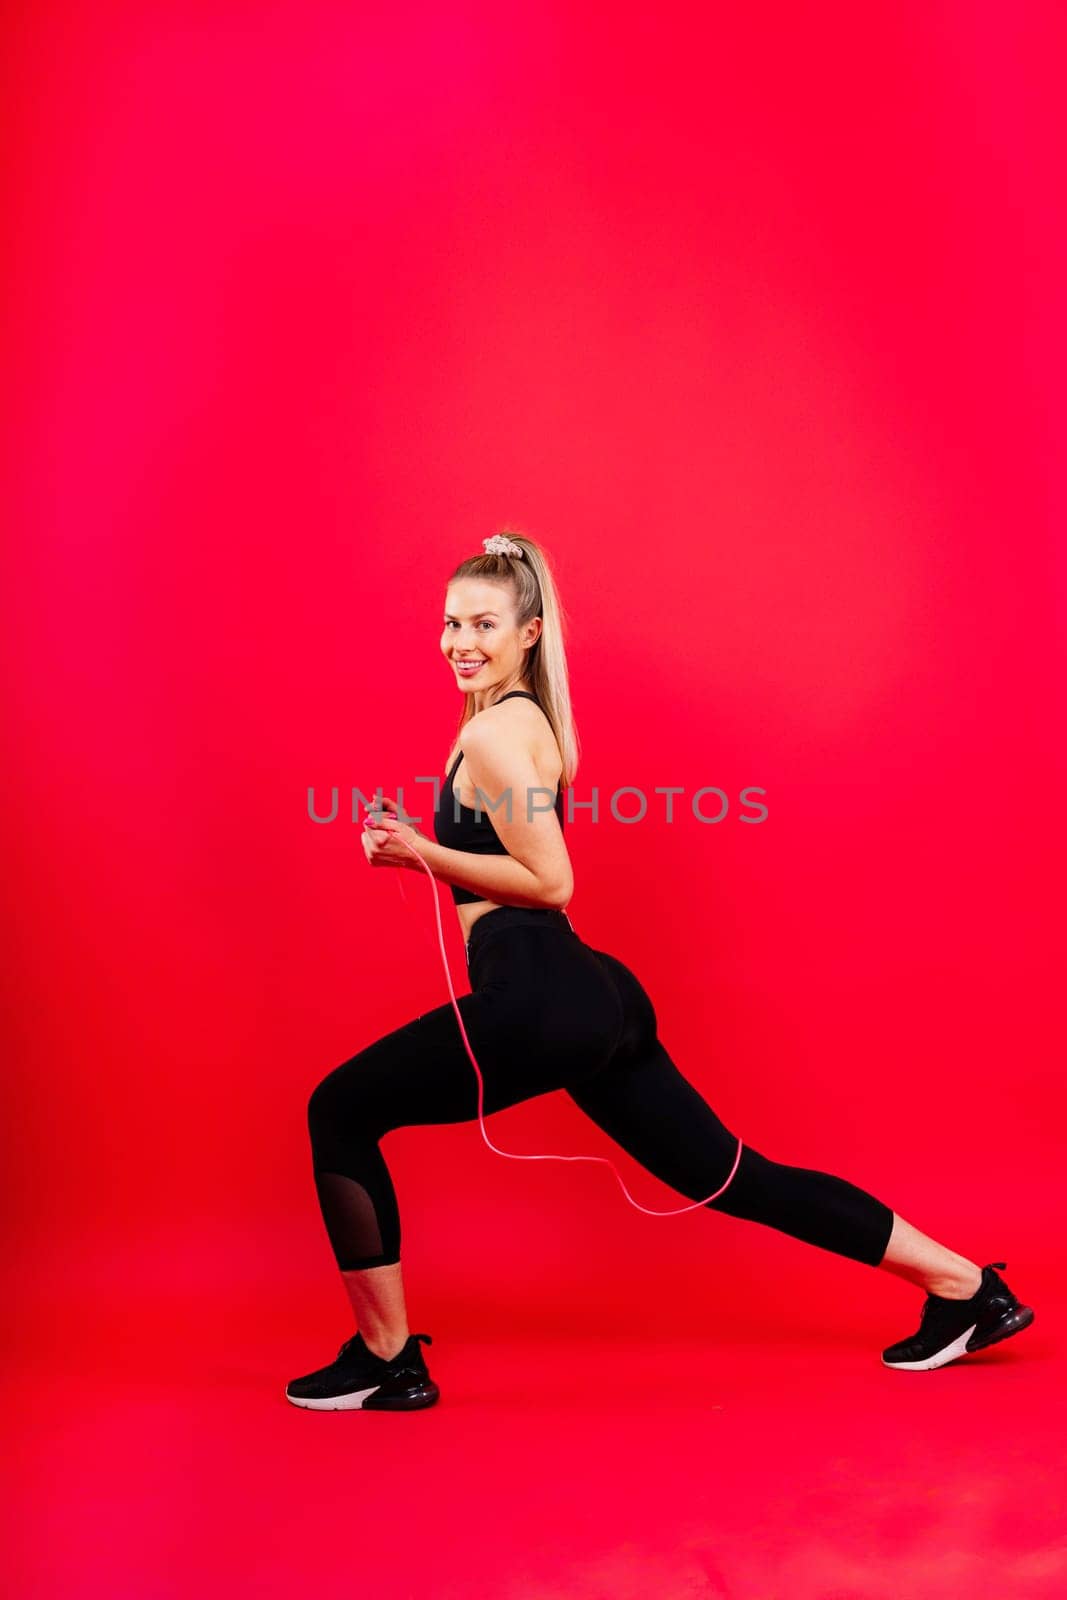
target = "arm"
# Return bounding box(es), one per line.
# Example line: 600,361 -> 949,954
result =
417,837 -> 570,910
446,719 -> 572,909
366,722 -> 573,910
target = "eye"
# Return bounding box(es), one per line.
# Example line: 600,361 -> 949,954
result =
478,620 -> 495,630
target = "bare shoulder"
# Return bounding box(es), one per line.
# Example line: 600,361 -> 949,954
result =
465,695 -> 545,742
462,697 -> 561,785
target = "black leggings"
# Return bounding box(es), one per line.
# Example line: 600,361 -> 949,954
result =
307,907 -> 895,1272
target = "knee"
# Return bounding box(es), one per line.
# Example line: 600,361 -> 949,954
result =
704,1141 -> 768,1214
307,1059 -> 371,1142
307,1074 -> 335,1147
307,1073 -> 333,1134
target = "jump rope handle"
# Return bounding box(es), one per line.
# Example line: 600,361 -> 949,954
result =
360,809 -> 742,1215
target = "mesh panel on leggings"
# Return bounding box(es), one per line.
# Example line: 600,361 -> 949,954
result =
313,1171 -> 390,1268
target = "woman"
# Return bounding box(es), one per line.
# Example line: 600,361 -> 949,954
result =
287,532 -> 1033,1410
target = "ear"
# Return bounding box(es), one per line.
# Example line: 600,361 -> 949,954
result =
523,616 -> 543,648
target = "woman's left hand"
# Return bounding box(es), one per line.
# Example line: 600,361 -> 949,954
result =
361,796 -> 428,872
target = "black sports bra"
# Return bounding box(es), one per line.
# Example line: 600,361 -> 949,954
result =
432,690 -> 566,906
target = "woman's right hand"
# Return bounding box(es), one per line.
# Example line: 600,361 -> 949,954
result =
361,796 -> 427,872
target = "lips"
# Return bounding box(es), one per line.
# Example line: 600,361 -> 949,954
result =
455,660 -> 485,674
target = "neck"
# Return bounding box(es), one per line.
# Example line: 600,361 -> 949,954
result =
473,681 -> 532,712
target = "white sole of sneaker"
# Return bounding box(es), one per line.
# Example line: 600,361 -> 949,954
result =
882,1323 -> 978,1371
285,1384 -> 383,1410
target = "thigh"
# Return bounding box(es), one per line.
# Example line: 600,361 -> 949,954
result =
314,985 -> 577,1135
564,951 -> 741,1195
567,1006 -> 736,1140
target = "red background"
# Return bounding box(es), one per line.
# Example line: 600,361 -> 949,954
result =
5,3 -> 1064,1596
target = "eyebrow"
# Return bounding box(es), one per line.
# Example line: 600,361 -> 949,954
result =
444,611 -> 500,619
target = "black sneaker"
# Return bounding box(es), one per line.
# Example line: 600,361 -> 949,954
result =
285,1330 -> 440,1410
882,1261 -> 1035,1371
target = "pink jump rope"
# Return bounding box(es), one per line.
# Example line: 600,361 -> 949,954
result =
362,807 -> 743,1214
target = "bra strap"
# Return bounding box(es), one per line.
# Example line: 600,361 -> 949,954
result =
447,691 -> 542,779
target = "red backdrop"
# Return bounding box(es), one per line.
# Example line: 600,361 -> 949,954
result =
6,1 -> 1064,1357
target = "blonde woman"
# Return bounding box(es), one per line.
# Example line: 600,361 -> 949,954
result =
286,532 -> 1033,1410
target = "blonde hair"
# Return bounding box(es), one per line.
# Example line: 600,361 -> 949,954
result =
444,529 -> 580,787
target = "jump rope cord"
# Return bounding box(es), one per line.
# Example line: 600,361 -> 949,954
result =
364,813 -> 743,1215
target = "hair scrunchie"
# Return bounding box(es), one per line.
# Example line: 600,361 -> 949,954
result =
483,534 -> 525,558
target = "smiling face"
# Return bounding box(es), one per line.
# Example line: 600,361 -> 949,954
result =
441,577 -> 542,703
